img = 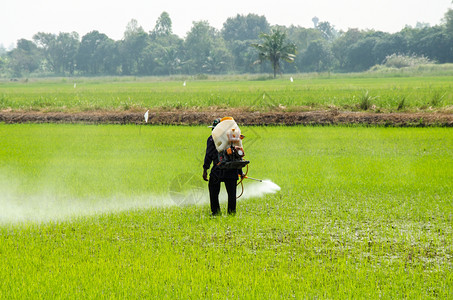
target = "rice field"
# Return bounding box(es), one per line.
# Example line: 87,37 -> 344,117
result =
1,75 -> 452,112
1,124 -> 452,298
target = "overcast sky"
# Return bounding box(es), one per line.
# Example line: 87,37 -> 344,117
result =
1,0 -> 452,48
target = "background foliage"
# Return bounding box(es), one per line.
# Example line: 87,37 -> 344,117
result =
1,8 -> 453,77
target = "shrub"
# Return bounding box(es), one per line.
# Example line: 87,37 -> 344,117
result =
359,91 -> 375,110
384,54 -> 434,69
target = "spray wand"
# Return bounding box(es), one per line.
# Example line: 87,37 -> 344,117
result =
236,165 -> 265,199
241,175 -> 263,182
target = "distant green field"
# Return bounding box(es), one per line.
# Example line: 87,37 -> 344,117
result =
1,124 -> 452,298
1,74 -> 452,112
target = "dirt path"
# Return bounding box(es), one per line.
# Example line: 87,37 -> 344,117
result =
1,110 -> 452,126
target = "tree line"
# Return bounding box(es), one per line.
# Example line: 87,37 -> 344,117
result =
1,9 -> 452,78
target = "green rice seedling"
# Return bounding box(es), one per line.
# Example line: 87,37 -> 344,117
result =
0,124 -> 452,298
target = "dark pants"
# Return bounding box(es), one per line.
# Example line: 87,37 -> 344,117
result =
208,176 -> 237,215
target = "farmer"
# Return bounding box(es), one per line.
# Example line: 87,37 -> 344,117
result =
203,118 -> 243,215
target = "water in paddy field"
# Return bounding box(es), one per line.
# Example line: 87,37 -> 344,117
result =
0,177 -> 280,225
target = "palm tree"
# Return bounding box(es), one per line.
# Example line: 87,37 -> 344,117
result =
251,29 -> 296,78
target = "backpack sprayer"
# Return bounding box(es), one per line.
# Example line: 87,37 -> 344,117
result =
211,117 -> 263,198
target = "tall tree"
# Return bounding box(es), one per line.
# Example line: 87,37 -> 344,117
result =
316,21 -> 338,41
344,35 -> 379,71
97,39 -> 121,75
251,29 -> 296,78
301,39 -> 333,72
149,12 -> 184,75
151,12 -> 173,38
287,26 -> 323,71
7,39 -> 41,76
332,29 -> 364,71
221,14 -> 270,72
33,32 -> 79,75
221,14 -> 270,42
55,32 -> 79,75
77,31 -> 110,74
120,19 -> 148,75
0,44 -> 6,56
33,32 -> 58,72
444,6 -> 453,37
152,46 -> 183,75
416,26 -> 452,63
184,21 -> 232,74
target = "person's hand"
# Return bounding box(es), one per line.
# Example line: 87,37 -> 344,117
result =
203,169 -> 208,181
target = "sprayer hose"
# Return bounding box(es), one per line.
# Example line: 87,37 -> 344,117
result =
236,164 -> 249,199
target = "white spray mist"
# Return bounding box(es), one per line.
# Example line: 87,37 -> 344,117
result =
0,174 -> 280,225
240,180 -> 281,199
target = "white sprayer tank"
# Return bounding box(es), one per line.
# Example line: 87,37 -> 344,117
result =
212,117 -> 243,152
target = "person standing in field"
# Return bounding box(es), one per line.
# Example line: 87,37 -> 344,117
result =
203,118 -> 242,216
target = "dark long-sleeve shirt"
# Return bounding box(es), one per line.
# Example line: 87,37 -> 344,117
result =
203,136 -> 242,180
